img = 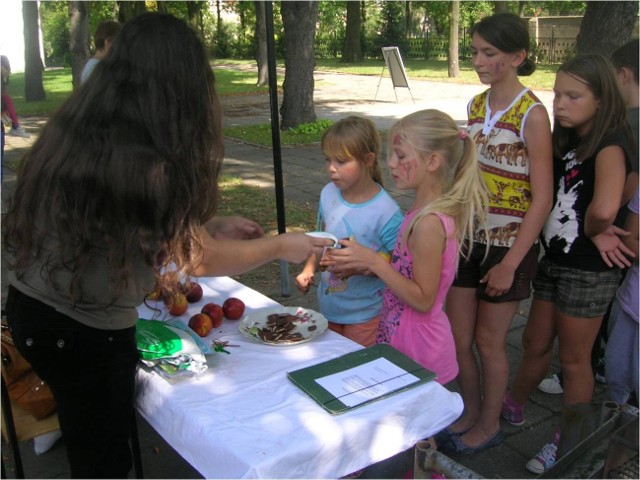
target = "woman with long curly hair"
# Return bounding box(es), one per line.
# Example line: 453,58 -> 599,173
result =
3,13 -> 329,478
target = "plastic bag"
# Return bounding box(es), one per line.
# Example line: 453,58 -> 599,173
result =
136,318 -> 213,382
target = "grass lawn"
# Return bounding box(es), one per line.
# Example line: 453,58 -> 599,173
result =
215,175 -> 317,294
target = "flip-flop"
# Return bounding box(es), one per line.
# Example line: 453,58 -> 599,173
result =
441,430 -> 505,455
432,425 -> 472,448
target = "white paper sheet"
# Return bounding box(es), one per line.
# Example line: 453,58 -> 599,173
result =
314,357 -> 420,407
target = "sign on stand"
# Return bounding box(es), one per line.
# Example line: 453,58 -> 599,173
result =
374,47 -> 415,103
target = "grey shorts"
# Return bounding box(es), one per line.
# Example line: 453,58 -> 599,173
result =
532,256 -> 623,318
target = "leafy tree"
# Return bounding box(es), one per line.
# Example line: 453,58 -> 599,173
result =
40,1 -> 72,66
280,1 -> 318,129
316,0 -> 346,58
376,1 -> 406,52
23,0 -> 45,101
576,1 -> 638,56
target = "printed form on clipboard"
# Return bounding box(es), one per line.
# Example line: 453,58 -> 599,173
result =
287,344 -> 437,415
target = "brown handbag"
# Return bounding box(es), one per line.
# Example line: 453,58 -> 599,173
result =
1,324 -> 57,420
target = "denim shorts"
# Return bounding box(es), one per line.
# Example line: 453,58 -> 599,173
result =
452,242 -> 539,303
532,256 -> 623,318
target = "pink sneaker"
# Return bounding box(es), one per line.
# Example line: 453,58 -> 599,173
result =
501,392 -> 525,426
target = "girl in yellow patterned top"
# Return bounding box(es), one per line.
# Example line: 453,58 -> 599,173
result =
439,13 -> 553,455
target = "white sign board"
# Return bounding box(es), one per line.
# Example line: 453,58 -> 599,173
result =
381,46 -> 410,89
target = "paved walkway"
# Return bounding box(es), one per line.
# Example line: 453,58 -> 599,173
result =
1,69 -> 609,479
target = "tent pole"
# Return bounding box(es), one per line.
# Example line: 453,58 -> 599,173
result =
264,1 -> 290,297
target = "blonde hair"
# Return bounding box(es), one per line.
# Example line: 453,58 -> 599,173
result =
390,109 -> 488,259
321,115 -> 384,185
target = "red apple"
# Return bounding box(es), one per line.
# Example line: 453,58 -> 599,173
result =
183,281 -> 203,303
222,297 -> 245,320
164,292 -> 188,316
201,303 -> 224,328
188,313 -> 213,337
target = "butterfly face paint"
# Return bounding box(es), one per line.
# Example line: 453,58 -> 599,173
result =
387,133 -> 421,189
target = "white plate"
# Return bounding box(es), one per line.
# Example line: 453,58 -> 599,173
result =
238,306 -> 328,346
305,231 -> 339,248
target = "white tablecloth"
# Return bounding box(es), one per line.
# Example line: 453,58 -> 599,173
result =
135,276 -> 463,479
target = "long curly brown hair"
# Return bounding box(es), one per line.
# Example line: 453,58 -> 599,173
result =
3,13 -> 224,303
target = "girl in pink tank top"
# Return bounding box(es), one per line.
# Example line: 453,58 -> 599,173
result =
324,109 -> 488,386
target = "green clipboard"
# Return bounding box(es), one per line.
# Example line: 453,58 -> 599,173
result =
287,343 -> 437,415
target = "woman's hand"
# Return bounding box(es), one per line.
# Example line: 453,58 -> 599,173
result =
590,225 -> 634,268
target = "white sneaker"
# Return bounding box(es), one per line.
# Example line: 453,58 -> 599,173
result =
526,441 -> 558,474
9,126 -> 30,138
537,374 -> 563,394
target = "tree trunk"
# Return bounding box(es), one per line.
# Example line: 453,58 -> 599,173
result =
216,0 -> 222,36
280,1 -> 318,129
342,1 -> 363,63
255,1 -> 268,86
494,2 -> 508,14
186,1 -> 203,34
405,1 -> 411,38
576,1 -> 638,56
448,1 -> 460,78
68,1 -> 89,90
22,0 -> 45,101
117,0 -> 146,23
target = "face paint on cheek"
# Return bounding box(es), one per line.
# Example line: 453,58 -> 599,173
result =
399,158 -> 418,180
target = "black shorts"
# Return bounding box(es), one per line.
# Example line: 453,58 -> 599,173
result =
452,241 -> 540,303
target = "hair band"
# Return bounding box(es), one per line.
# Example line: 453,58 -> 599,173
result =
458,129 -> 468,140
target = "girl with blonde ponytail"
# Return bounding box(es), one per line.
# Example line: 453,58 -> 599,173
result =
324,109 -> 488,386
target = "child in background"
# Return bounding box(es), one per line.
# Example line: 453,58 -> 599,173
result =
504,54 -> 635,474
612,39 -> 639,163
296,115 -> 403,347
605,188 -> 639,407
1,55 -> 30,138
611,39 -> 639,208
442,13 -> 553,454
324,109 -> 488,385
80,20 -> 122,84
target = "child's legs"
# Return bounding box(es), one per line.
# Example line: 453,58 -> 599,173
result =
446,286 -> 481,428
329,316 -> 379,347
605,299 -> 637,405
557,312 -> 602,404
473,299 -> 519,434
1,92 -> 19,127
469,244 -> 538,436
553,266 -> 621,405
511,298 -> 557,405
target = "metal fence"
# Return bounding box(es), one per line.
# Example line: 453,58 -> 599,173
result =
315,29 -> 576,64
